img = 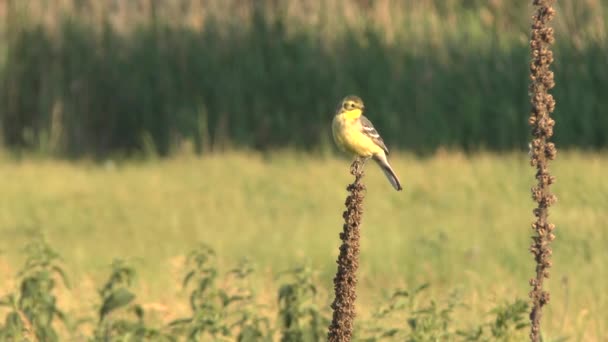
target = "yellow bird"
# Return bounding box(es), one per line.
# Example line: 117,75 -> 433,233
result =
332,95 -> 403,191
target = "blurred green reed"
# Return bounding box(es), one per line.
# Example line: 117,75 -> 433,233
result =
0,0 -> 606,157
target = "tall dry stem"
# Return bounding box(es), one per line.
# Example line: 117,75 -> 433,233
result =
527,1 -> 558,341
327,158 -> 366,342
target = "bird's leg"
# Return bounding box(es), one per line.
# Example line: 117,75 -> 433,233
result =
350,156 -> 369,176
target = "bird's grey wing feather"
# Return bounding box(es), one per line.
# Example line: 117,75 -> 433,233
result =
360,115 -> 389,155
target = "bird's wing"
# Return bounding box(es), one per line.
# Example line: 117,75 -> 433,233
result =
360,115 -> 389,155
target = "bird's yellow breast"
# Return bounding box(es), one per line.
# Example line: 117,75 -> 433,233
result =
341,108 -> 363,120
332,111 -> 383,158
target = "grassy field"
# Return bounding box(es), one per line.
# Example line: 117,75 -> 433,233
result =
0,151 -> 607,340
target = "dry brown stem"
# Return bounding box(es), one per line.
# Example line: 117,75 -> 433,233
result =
327,158 -> 366,342
527,1 -> 557,341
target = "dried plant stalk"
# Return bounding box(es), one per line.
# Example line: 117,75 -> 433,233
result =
527,1 -> 558,341
327,158 -> 366,342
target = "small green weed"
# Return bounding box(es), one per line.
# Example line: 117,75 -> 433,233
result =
278,266 -> 328,342
93,259 -> 172,341
361,284 -> 531,342
169,243 -> 272,341
0,239 -> 69,341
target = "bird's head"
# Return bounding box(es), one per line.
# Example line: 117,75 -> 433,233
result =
336,95 -> 365,119
340,95 -> 365,111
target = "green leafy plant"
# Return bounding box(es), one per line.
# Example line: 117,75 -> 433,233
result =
362,285 -> 530,342
457,299 -> 529,342
361,283 -> 460,341
0,239 -> 69,341
278,266 -> 328,342
0,239 -> 561,341
230,260 -> 273,342
488,299 -> 529,339
360,286 -> 423,341
169,243 -> 271,341
92,259 -> 171,341
405,293 -> 461,341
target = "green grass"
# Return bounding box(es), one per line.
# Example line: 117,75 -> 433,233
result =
0,151 -> 606,340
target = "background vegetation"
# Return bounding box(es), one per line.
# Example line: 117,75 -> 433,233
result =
0,0 -> 605,340
1,152 -> 606,340
1,0 -> 607,157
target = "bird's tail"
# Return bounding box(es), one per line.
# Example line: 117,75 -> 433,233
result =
373,154 -> 403,191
